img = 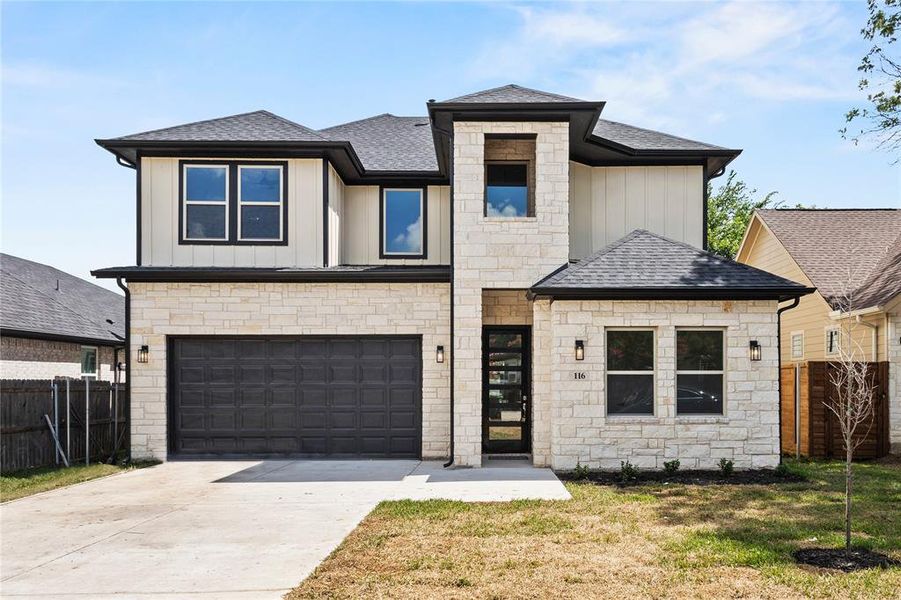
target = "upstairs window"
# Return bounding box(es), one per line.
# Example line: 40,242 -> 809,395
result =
606,329 -> 655,415
485,162 -> 529,217
825,328 -> 841,356
791,332 -> 804,360
676,330 -> 725,415
381,188 -> 426,258
181,161 -> 286,245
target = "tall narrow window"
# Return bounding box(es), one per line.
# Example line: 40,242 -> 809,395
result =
382,188 -> 425,257
676,330 -> 725,415
81,346 -> 98,378
184,165 -> 228,240
791,332 -> 804,360
606,329 -> 655,415
239,165 -> 283,241
825,328 -> 840,356
485,162 -> 529,217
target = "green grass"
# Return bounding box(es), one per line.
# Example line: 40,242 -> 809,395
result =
290,459 -> 900,600
1,460 -> 158,502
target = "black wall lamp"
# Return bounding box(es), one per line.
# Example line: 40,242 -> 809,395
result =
138,345 -> 149,364
749,340 -> 761,362
575,340 -> 585,361
436,345 -> 445,363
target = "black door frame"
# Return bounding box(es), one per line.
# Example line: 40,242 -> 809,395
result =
481,325 -> 532,454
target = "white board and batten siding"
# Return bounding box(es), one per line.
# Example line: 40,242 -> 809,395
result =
341,185 -> 452,265
140,157 -> 324,268
569,163 -> 704,260
327,162 -> 345,266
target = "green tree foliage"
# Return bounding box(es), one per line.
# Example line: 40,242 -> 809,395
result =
706,171 -> 779,259
843,0 -> 901,156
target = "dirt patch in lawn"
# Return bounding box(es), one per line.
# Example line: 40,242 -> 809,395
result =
558,468 -> 806,487
793,548 -> 900,572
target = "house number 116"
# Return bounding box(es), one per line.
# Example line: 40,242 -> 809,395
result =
573,372 -> 587,380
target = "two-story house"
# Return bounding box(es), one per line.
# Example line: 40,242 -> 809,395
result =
93,84 -> 812,469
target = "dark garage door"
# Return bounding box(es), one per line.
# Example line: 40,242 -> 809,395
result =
168,336 -> 422,458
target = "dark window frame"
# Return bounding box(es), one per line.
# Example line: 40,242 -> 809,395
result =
675,328 -> 726,416
484,160 -> 531,218
605,328 -> 656,416
80,345 -> 98,377
178,160 -> 289,246
379,185 -> 428,260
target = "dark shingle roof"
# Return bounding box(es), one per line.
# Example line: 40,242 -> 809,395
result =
592,119 -> 726,152
440,84 -> 585,104
1,254 -> 124,344
532,230 -> 812,300
319,114 -> 438,172
757,209 -> 901,308
112,110 -> 326,142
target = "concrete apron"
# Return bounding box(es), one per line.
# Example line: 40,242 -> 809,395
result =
0,460 -> 569,599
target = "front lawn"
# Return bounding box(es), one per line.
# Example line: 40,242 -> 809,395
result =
288,459 -> 900,599
0,461 -> 157,502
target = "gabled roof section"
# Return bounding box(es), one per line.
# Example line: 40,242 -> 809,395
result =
111,110 -> 326,143
441,84 -> 584,104
319,114 -> 438,172
756,208 -> 901,309
1,254 -> 125,345
531,230 -> 813,301
592,119 -> 727,152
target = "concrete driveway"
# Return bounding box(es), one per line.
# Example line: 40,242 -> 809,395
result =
0,460 -> 568,599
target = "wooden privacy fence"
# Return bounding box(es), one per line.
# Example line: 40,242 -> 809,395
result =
1,379 -> 129,473
781,361 -> 889,459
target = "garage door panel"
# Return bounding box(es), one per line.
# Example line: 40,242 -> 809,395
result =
169,336 -> 421,457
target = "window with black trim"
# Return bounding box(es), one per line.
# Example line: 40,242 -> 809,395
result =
81,346 -> 98,378
606,329 -> 655,415
181,161 -> 286,245
485,162 -> 529,217
676,329 -> 724,415
381,188 -> 425,258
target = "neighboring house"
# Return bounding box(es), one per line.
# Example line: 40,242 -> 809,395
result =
737,208 -> 901,454
1,254 -> 125,381
92,84 -> 812,469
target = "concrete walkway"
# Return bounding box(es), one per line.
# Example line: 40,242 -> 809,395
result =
0,460 -> 568,599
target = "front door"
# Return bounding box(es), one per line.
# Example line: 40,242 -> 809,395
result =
482,326 -> 531,454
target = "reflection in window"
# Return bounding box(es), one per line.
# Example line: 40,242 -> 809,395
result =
184,166 -> 227,240
81,346 -> 98,377
606,330 -> 654,415
676,330 -> 724,415
485,163 -> 528,217
383,189 -> 424,256
239,166 -> 283,241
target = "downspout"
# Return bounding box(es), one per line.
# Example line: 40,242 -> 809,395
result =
116,277 -> 132,462
777,296 -> 801,464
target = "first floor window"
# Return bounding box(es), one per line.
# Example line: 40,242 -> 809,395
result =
825,328 -> 840,356
676,329 -> 724,415
606,329 -> 655,415
382,188 -> 424,257
791,332 -> 804,359
81,346 -> 98,377
184,165 -> 228,240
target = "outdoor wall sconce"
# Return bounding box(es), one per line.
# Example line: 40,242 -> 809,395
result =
749,340 -> 761,362
436,345 -> 445,363
575,340 -> 585,361
137,345 -> 149,364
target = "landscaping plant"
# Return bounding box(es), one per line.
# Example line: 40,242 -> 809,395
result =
718,458 -> 734,478
620,460 -> 640,482
663,459 -> 680,475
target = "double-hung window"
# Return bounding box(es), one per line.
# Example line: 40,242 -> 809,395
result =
81,346 -> 98,378
182,162 -> 286,244
381,188 -> 425,258
676,329 -> 725,415
606,329 -> 655,415
791,331 -> 804,360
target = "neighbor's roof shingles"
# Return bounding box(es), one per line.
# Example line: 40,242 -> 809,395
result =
757,209 -> 901,309
1,254 -> 125,344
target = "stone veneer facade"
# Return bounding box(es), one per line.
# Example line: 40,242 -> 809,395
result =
0,336 -> 119,381
889,311 -> 901,453
541,299 -> 780,470
128,282 -> 450,461
452,121 -> 570,466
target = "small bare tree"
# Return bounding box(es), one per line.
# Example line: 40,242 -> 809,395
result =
823,280 -> 877,552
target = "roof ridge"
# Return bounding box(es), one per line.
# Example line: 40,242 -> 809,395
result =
759,207 -> 899,212
113,109 -> 270,140
255,110 -> 327,139
595,118 -> 725,150
441,83 -> 584,103
320,113 -> 429,132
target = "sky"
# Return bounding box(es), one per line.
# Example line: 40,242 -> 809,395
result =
2,1 -> 899,293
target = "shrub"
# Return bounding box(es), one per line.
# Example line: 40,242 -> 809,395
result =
663,459 -> 680,475
718,458 -> 734,477
620,460 -> 640,482
572,462 -> 590,480
774,462 -> 790,477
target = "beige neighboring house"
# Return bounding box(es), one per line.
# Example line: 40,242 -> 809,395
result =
737,208 -> 901,453
0,254 -> 125,381
92,84 -> 814,469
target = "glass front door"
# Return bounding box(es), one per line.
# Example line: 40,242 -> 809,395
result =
482,326 -> 531,454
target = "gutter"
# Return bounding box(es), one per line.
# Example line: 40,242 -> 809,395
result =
116,277 -> 132,462
776,296 -> 801,464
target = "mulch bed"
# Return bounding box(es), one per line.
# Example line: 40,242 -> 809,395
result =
793,548 -> 900,572
558,469 -> 806,487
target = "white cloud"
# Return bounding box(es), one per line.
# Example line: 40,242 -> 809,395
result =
391,215 -> 422,253
486,203 -> 522,218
